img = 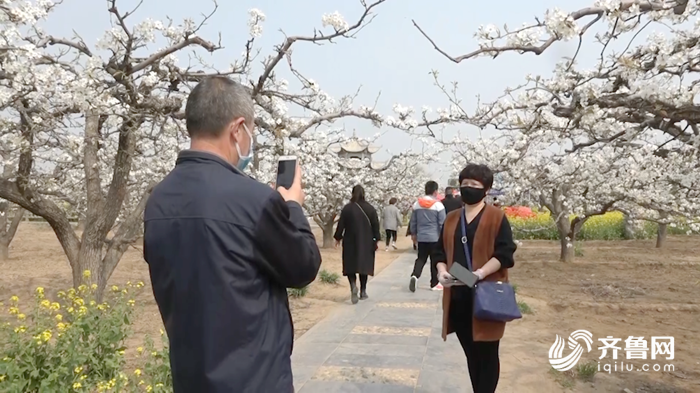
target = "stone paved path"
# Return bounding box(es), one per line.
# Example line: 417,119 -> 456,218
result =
292,252 -> 472,392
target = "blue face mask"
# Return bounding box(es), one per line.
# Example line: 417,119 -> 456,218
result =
235,123 -> 254,171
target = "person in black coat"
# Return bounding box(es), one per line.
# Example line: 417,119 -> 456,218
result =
334,185 -> 381,304
442,186 -> 463,214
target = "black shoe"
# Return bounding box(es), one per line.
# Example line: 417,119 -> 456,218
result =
350,283 -> 359,304
409,276 -> 417,292
360,290 -> 368,300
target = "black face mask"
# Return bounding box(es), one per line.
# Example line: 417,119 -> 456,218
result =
460,186 -> 486,205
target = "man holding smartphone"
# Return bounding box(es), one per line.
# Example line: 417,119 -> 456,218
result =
144,77 -> 321,393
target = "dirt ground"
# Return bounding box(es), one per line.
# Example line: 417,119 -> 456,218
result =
0,223 -> 412,344
501,237 -> 700,393
1,223 -> 699,392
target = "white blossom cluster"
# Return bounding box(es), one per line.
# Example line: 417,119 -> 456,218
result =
403,0 -> 700,259
0,0 -> 422,280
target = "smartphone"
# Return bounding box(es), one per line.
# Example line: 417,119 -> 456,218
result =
276,156 -> 297,190
449,262 -> 479,288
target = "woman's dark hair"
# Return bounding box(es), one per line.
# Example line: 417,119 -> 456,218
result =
350,185 -> 365,203
389,197 -> 397,205
458,163 -> 494,190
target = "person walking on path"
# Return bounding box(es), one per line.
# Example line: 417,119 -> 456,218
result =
434,163 -> 517,393
382,197 -> 403,251
409,180 -> 446,292
334,185 -> 381,304
143,77 -> 322,393
442,186 -> 462,214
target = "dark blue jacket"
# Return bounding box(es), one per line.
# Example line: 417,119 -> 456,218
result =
143,151 -> 321,393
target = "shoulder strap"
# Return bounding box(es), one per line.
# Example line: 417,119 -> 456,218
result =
355,202 -> 372,227
459,207 -> 473,271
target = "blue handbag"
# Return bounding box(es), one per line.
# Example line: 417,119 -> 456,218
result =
460,208 -> 522,322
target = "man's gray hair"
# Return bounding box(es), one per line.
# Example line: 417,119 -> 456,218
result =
185,77 -> 254,138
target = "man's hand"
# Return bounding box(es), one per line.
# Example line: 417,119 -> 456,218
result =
277,163 -> 304,205
334,239 -> 340,248
411,234 -> 416,242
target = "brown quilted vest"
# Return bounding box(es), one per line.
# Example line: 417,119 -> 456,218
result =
441,205 -> 509,342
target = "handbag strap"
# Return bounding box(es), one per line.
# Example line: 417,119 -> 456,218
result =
459,207 -> 473,271
355,202 -> 372,228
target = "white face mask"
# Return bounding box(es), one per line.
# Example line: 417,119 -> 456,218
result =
235,123 -> 254,171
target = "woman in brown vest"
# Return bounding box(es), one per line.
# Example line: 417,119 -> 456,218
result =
433,163 -> 517,393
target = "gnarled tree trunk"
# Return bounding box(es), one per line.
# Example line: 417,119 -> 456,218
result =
0,202 -> 24,261
656,223 -> 668,249
314,213 -> 338,249
622,213 -> 635,240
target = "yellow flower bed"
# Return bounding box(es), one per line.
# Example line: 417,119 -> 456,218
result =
509,210 -> 662,240
0,271 -> 171,392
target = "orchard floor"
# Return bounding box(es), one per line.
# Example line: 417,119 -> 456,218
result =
1,223 -> 699,392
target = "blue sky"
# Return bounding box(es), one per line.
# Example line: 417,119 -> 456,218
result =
44,0 -> 603,183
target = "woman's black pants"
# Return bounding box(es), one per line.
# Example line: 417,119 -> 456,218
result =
455,330 -> 500,393
347,274 -> 368,291
385,229 -> 397,246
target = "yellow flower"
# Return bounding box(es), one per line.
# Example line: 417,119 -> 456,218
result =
90,284 -> 97,290
78,306 -> 88,315
127,281 -> 132,286
17,313 -> 26,320
89,300 -> 96,306
8,306 -> 19,315
137,347 -> 143,354
73,298 -> 84,306
67,307 -> 74,313
111,285 -> 119,292
9,295 -> 18,303
138,380 -> 145,385
117,350 -> 125,355
35,287 -> 44,296
40,299 -> 51,309
14,326 -> 26,333
82,270 -> 91,279
97,303 -> 108,311
159,328 -> 164,336
134,369 -> 142,377
146,386 -> 153,392
121,289 -> 128,295
151,351 -> 157,357
127,299 -> 135,307
80,375 -> 87,381
57,291 -> 66,298
50,302 -> 60,311
136,281 -> 145,288
41,329 -> 52,342
74,366 -> 83,374
155,383 -> 164,388
73,382 -> 82,389
0,375 -> 4,381
57,322 -> 67,331
78,284 -> 87,293
55,314 -> 63,321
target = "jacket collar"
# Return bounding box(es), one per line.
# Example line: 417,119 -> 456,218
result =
176,150 -> 250,178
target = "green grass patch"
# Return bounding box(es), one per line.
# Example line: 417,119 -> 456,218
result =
319,270 -> 340,284
287,286 -> 309,298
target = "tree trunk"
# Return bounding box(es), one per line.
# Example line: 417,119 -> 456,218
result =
559,234 -> 574,263
322,221 -> 335,249
556,214 -> 574,262
622,214 -> 635,240
0,240 -> 8,261
656,223 -> 668,249
0,205 -> 24,261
